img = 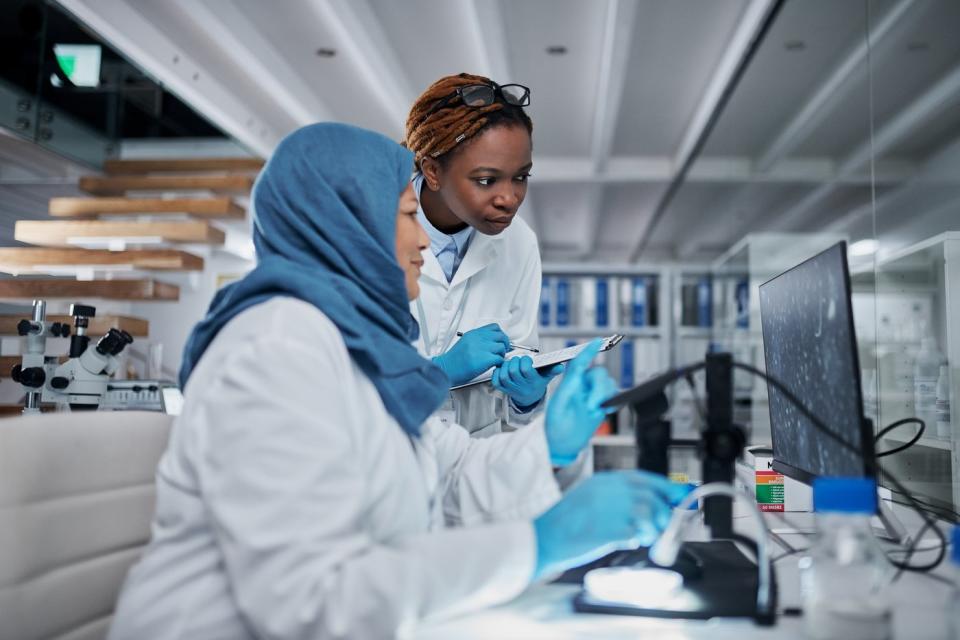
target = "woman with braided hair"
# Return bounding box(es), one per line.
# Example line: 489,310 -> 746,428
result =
405,73 -> 567,443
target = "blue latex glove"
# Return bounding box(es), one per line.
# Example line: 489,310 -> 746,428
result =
491,356 -> 565,410
531,471 -> 692,580
543,339 -> 617,466
433,323 -> 511,387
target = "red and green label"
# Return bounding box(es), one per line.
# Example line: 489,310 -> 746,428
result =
756,470 -> 784,512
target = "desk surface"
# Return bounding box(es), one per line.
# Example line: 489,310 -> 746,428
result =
414,505 -> 953,639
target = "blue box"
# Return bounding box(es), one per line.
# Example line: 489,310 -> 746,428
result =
631,277 -> 647,327
697,276 -> 712,328
539,276 -> 551,327
596,279 -> 609,328
556,279 -> 570,326
620,339 -> 634,389
735,279 -> 749,329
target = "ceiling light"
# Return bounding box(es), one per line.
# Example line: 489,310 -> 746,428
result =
849,239 -> 878,257
546,45 -> 568,56
315,47 -> 337,58
784,40 -> 806,52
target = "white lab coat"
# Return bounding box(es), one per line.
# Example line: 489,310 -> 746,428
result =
412,215 -> 544,437
108,297 -> 563,640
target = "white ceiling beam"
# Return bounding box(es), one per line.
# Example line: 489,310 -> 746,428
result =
167,0 -> 331,130
626,0 -> 775,262
460,0 -> 541,235
531,155 -> 915,184
580,0 -> 639,257
771,62 -> 960,231
756,0 -> 917,172
306,0 -> 416,137
672,0 -> 774,170
56,0 -> 282,157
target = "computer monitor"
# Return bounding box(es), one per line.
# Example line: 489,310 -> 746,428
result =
758,241 -> 875,483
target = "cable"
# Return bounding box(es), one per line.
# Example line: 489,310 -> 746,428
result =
875,418 -> 926,457
732,362 -> 947,574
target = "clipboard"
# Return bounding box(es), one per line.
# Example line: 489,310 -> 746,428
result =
450,334 -> 624,390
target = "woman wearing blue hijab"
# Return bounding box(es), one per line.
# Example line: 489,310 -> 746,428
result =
109,123 -> 686,639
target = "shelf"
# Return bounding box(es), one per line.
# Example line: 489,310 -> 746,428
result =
541,263 -> 664,277
591,435 -> 635,447
0,279 -> 179,301
882,432 -> 953,451
0,315 -> 149,337
49,196 -> 246,219
0,248 -> 203,273
0,355 -> 67,377
676,326 -> 712,338
79,175 -> 254,196
540,326 -> 660,338
15,220 -> 226,247
103,157 -> 264,175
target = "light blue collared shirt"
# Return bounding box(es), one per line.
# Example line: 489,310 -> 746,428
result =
413,174 -> 474,283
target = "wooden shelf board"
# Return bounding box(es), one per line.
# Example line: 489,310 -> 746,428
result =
79,175 -> 254,196
0,279 -> 178,301
0,355 -> 68,377
15,220 -> 225,247
103,158 -> 264,175
49,196 -> 245,219
0,248 -> 203,272
0,315 -> 149,337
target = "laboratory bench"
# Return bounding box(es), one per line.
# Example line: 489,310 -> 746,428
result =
413,501 -> 953,639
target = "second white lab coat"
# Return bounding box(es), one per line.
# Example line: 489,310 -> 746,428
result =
413,215 -> 543,437
108,297 -> 562,640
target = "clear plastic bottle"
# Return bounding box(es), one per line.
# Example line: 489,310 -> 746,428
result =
936,365 -> 951,440
800,477 -> 891,640
862,368 -> 878,429
915,338 -> 945,437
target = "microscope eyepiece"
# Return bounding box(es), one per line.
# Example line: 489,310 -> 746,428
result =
69,303 -> 96,319
95,328 -> 134,356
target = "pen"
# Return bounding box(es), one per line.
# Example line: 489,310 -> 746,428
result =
455,331 -> 540,353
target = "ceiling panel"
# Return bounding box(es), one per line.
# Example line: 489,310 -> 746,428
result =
702,0 -> 879,157
795,0 -> 960,159
502,0 -> 608,156
367,0 -> 488,97
232,0 -> 400,136
528,182 -> 596,247
594,183 -> 667,251
611,0 -> 748,157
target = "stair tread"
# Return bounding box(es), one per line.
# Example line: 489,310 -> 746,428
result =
0,314 -> 149,336
15,220 -> 225,247
0,248 -> 203,272
0,279 -> 179,301
79,175 -> 254,196
49,196 -> 245,219
104,158 -> 264,175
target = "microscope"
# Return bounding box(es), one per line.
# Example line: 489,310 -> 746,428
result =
11,300 -> 133,413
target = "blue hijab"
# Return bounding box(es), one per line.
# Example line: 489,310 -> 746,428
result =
178,123 -> 448,436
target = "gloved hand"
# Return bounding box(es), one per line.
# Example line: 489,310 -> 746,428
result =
544,339 -> 617,466
433,323 -> 511,387
531,471 -> 691,580
491,356 -> 564,410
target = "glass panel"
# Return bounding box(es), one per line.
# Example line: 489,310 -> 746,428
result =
868,0 -> 960,517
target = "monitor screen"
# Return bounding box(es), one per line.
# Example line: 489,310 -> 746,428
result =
759,241 -> 873,482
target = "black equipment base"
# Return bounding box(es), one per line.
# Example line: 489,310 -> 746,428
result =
560,541 -> 763,620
